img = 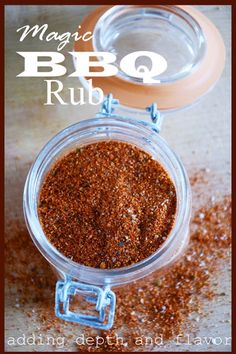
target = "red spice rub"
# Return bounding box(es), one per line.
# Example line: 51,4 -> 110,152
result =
38,141 -> 177,268
5,195 -> 231,351
79,195 -> 232,351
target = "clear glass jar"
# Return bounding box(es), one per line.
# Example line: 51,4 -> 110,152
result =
23,106 -> 191,329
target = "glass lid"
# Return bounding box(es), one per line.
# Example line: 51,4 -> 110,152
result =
93,6 -> 206,84
74,5 -> 225,111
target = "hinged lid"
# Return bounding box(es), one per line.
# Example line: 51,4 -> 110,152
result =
74,5 -> 225,111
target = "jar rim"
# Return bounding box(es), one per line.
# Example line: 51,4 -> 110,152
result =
74,5 -> 225,110
92,5 -> 206,85
23,117 -> 191,286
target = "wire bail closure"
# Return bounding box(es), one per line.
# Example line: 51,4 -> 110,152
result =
100,93 -> 119,116
98,94 -> 162,132
55,279 -> 116,330
146,102 -> 161,124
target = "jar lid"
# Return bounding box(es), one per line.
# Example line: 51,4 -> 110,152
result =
74,5 -> 225,111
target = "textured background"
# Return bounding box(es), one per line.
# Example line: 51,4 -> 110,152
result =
5,5 -> 231,352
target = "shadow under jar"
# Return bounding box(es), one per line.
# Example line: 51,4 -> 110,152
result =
24,5 -> 225,329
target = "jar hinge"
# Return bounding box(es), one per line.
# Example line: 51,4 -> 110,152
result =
55,278 -> 116,330
97,93 -> 162,133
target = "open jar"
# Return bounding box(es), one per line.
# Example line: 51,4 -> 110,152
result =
23,5 -> 225,330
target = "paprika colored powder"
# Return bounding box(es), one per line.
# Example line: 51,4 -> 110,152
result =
38,141 -> 177,269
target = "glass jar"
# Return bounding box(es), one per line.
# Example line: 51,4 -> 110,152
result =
23,5 -> 225,330
23,100 -> 191,329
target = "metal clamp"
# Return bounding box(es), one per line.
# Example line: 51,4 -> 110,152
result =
99,93 -> 119,116
97,93 -> 162,132
146,102 -> 161,124
55,279 -> 116,330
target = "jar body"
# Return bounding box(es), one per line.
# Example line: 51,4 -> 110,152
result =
23,115 -> 191,328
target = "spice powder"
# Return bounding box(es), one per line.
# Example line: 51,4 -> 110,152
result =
38,141 -> 177,269
5,193 -> 231,351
